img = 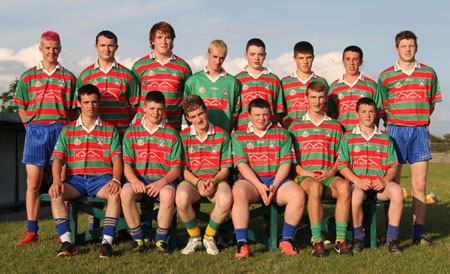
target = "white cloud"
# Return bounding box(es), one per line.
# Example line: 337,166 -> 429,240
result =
116,56 -> 140,70
76,56 -> 95,68
0,44 -> 41,68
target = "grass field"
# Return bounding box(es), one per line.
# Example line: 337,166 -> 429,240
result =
1,164 -> 449,273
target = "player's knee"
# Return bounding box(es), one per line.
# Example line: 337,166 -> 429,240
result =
351,189 -> 365,205
309,181 -> 323,199
412,182 -> 426,195
232,186 -> 247,203
107,192 -> 121,204
388,183 -> 403,202
120,186 -> 135,205
336,180 -> 350,200
175,190 -> 191,210
217,192 -> 233,212
159,188 -> 176,207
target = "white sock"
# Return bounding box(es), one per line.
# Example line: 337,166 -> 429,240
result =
60,232 -> 72,243
103,235 -> 113,245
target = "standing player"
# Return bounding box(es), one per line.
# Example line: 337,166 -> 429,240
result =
12,31 -> 77,245
235,38 -> 284,128
176,95 -> 233,255
49,84 -> 122,258
328,46 -> 383,131
121,91 -> 182,254
132,22 -> 192,131
231,98 -> 305,258
338,97 -> 403,254
281,41 -> 328,128
184,40 -> 240,133
378,31 -> 442,245
289,82 -> 352,257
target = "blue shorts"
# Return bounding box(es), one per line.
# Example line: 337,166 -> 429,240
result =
349,181 -> 381,203
65,175 -> 111,197
388,125 -> 431,164
240,176 -> 292,189
124,177 -> 177,202
23,122 -> 65,166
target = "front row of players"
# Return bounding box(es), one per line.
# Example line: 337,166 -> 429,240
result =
49,83 -> 403,258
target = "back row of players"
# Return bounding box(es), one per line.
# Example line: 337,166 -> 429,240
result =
12,22 -> 442,259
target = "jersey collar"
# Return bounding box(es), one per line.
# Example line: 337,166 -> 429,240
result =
142,117 -> 166,135
394,61 -> 421,76
149,51 -> 176,66
352,124 -> 382,142
94,59 -> 118,74
76,115 -> 103,134
37,61 -> 62,76
247,121 -> 272,138
244,66 -> 270,79
204,66 -> 227,83
292,71 -> 317,85
337,73 -> 364,88
189,122 -> 215,142
302,112 -> 331,127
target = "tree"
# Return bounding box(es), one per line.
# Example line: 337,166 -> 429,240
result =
1,78 -> 18,113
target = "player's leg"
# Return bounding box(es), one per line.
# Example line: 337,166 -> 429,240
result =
350,185 -> 366,252
155,184 -> 176,254
175,181 -> 202,254
121,183 -> 144,251
275,180 -> 306,255
410,160 -> 431,245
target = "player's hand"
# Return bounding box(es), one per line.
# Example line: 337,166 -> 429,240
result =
131,180 -> 146,194
355,178 -> 372,191
299,169 -> 321,180
372,178 -> 387,191
198,180 -> 209,197
107,180 -> 121,195
257,183 -> 270,206
146,180 -> 164,197
313,169 -> 332,182
203,180 -> 215,197
49,181 -> 64,198
267,184 -> 279,203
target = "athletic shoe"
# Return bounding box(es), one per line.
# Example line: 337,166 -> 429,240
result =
279,239 -> 298,255
311,241 -> 326,257
181,237 -> 202,255
131,239 -> 145,253
203,237 -> 220,255
352,239 -> 364,252
17,232 -> 38,245
99,243 -> 113,258
334,240 -> 353,256
56,242 -> 78,257
413,236 -> 434,246
235,242 -> 250,259
156,240 -> 170,255
387,240 -> 402,254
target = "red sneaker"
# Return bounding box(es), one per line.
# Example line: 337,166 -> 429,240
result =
57,242 -> 78,257
235,242 -> 250,259
17,232 -> 38,245
279,239 -> 298,255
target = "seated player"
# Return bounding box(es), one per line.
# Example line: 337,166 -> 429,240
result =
121,91 -> 182,254
49,84 -> 123,258
289,81 -> 352,257
338,97 -> 403,254
231,98 -> 306,259
176,95 -> 233,255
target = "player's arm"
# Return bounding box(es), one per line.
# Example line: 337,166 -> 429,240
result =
372,167 -> 397,191
430,104 -> 436,115
339,167 -> 371,191
147,167 -> 181,197
296,164 -> 320,178
124,164 -> 146,194
18,108 -> 27,126
314,160 -> 338,182
106,157 -> 123,195
269,163 -> 292,201
237,162 -> 269,205
49,159 -> 65,198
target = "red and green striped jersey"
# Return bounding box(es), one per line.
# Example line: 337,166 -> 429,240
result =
377,62 -> 442,126
288,113 -> 342,172
51,116 -> 121,176
180,123 -> 232,180
337,125 -> 399,180
281,72 -> 328,128
232,123 -> 295,177
235,67 -> 284,127
132,52 -> 192,131
77,60 -> 139,136
123,119 -> 182,180
12,62 -> 76,124
328,74 -> 384,131
184,68 -> 241,133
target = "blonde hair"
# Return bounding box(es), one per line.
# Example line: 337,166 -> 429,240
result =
208,39 -> 227,53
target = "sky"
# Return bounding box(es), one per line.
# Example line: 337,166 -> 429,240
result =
1,0 -> 449,135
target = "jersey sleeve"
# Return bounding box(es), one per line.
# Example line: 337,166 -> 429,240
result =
372,83 -> 385,118
279,131 -> 295,165
69,74 -> 77,110
377,76 -> 389,112
327,88 -> 338,118
220,132 -> 233,168
170,132 -> 183,168
288,125 -> 302,164
233,79 -> 241,114
430,71 -> 442,104
337,133 -> 351,171
385,136 -> 399,171
275,80 -> 285,114
12,76 -> 29,110
50,127 -> 68,164
232,133 -> 248,167
184,77 -> 193,97
127,72 -> 140,106
122,130 -> 133,166
110,128 -> 122,161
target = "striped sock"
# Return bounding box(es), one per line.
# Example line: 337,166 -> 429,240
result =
204,218 -> 221,239
54,217 -> 70,236
88,215 -> 100,231
27,220 -> 38,234
129,225 -> 144,242
235,228 -> 248,244
310,223 -> 322,242
155,226 -> 170,242
102,217 -> 118,245
335,221 -> 348,242
183,218 -> 201,239
281,222 -> 296,242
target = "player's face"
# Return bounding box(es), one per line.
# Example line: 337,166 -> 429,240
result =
356,104 -> 376,128
249,107 -> 271,131
245,45 -> 266,71
144,101 -> 165,125
39,39 -> 61,65
151,30 -> 173,56
294,52 -> 314,74
95,35 -> 118,62
207,48 -> 227,72
306,90 -> 327,114
343,51 -> 362,76
395,39 -> 417,63
186,107 -> 209,132
77,93 -> 100,119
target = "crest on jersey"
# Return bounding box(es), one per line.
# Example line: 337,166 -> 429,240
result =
338,93 -> 344,99
419,79 -> 425,86
290,89 -> 296,96
74,138 -> 81,146
302,131 -> 309,138
35,81 -> 42,88
223,88 -> 229,97
159,140 -> 166,146
354,146 -> 360,153
326,130 -> 332,138
247,142 -> 254,149
264,83 -> 270,89
93,80 -> 98,85
243,84 -> 249,90
359,91 -> 366,97
376,145 -> 382,153
199,87 -> 206,93
269,140 -> 275,148
58,80 -> 65,87
148,70 -> 155,76
171,69 -> 178,76
114,78 -> 120,85
96,137 -> 104,145
395,82 -> 402,89
211,145 -> 218,153
137,139 -> 144,146
189,147 -> 195,154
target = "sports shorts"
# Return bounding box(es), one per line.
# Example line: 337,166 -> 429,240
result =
239,176 -> 292,189
349,181 -> 382,203
23,122 -> 65,166
182,179 -> 228,191
388,125 -> 431,164
65,175 -> 111,197
295,175 -> 336,194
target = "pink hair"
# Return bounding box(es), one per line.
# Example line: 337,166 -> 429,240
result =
41,31 -> 60,42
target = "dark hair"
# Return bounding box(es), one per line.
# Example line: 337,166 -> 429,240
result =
182,95 -> 207,115
248,98 -> 271,114
395,30 -> 417,47
149,22 -> 175,49
343,45 -> 363,60
96,30 -> 117,44
306,81 -> 328,96
356,97 -> 376,112
294,41 -> 314,56
77,84 -> 100,102
246,38 -> 265,51
145,91 -> 165,105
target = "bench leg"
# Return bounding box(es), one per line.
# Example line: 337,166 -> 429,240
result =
269,204 -> 278,251
69,200 -> 78,244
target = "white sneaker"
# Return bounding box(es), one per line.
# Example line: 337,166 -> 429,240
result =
181,237 -> 202,255
203,237 -> 220,255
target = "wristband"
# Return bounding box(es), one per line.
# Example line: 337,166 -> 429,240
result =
112,178 -> 121,185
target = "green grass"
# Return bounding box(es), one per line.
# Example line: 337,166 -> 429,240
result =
1,164 -> 450,273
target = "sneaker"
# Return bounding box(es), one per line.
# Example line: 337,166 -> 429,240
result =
235,242 -> 250,259
413,236 -> 434,246
156,240 -> 170,255
181,237 -> 203,255
335,241 -> 353,256
99,243 -> 113,258
203,237 -> 220,255
352,239 -> 364,252
17,232 -> 38,245
279,239 -> 298,255
311,241 -> 326,257
56,242 -> 78,257
387,240 -> 402,254
131,239 -> 145,253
